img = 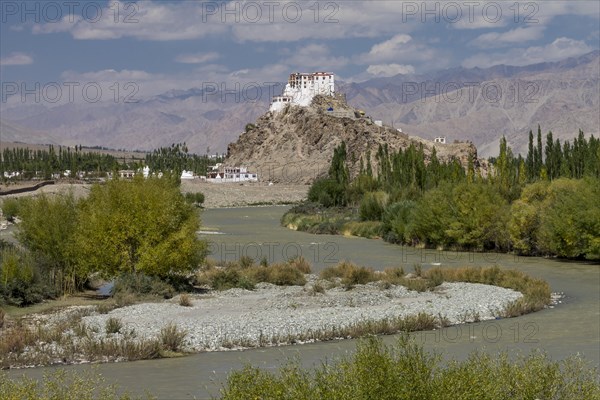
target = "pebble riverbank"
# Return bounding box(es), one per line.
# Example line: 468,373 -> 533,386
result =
80,276 -> 523,352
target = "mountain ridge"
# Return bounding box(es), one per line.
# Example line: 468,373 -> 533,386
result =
1,51 -> 598,158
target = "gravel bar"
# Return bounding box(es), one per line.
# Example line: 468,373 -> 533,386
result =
82,277 -> 522,351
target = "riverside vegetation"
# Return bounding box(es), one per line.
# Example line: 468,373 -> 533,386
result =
2,337 -> 598,399
221,336 -> 600,400
283,128 -> 600,260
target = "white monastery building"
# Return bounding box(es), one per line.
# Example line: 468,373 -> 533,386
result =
206,164 -> 258,183
270,72 -> 335,113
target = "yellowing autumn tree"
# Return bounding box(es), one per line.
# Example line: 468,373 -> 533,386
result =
75,176 -> 206,278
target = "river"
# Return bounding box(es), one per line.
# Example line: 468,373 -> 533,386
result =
6,206 -> 600,399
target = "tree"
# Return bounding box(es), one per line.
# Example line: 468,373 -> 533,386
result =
329,141 -> 350,188
16,192 -> 81,293
526,129 -> 535,181
537,178 -> 600,259
445,182 -> 510,250
536,125 -> 543,178
74,177 -> 206,278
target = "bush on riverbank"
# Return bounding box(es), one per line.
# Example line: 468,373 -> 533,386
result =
0,241 -> 57,306
221,336 -> 600,400
320,261 -> 377,288
196,256 -> 312,290
0,369 -> 153,400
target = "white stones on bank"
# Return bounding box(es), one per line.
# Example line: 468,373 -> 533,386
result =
81,277 -> 523,352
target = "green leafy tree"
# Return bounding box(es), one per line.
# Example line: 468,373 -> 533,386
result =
74,176 -> 206,278
406,184 -> 454,247
508,181 -> 548,255
16,193 -> 81,293
329,141 -> 350,188
537,178 -> 600,259
445,183 -> 510,250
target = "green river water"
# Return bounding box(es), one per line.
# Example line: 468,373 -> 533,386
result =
6,206 -> 600,399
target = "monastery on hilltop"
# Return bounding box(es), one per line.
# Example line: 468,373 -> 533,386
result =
269,72 -> 335,112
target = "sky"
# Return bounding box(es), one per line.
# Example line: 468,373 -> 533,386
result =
1,0 -> 599,102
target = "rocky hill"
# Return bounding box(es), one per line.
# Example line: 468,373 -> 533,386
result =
225,95 -> 476,184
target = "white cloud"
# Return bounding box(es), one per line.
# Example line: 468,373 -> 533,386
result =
286,44 -> 349,70
367,34 -> 412,60
33,1 -> 226,41
175,52 -> 220,64
453,1 -> 599,30
56,63 -> 293,101
462,37 -> 594,68
31,1 -> 415,42
358,34 -> 446,67
0,52 -> 33,66
471,26 -> 546,48
366,64 -> 415,76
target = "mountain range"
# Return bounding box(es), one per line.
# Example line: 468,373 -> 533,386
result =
1,51 -> 598,158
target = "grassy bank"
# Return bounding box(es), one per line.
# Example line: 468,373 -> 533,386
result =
2,336 -> 597,399
281,203 -> 383,238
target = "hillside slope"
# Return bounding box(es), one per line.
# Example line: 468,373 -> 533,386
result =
225,95 -> 476,184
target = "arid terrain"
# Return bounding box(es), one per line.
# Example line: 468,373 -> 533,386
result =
0,180 -> 308,208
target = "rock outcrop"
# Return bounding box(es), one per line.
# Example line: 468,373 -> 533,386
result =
225,95 -> 477,184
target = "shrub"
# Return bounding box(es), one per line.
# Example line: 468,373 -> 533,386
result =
423,267 -> 445,287
160,323 -> 187,352
179,293 -> 192,307
0,369 -> 147,400
211,269 -> 255,291
381,200 -> 417,244
220,336 -> 600,400
308,178 -> 347,207
310,282 -> 325,295
321,261 -> 376,288
105,317 -> 123,334
112,273 -> 175,299
259,256 -> 269,267
0,241 -> 57,306
413,263 -> 423,277
184,192 -> 205,207
238,256 -> 255,269
359,191 -> 388,221
266,264 -> 306,286
401,278 -> 435,293
0,198 -> 21,222
382,267 -> 405,284
287,256 -> 311,274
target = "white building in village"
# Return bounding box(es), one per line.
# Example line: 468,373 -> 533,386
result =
206,164 -> 258,183
270,72 -> 335,113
